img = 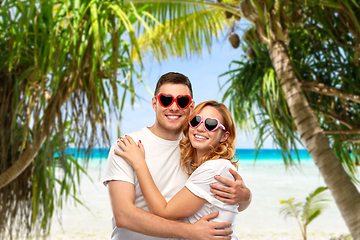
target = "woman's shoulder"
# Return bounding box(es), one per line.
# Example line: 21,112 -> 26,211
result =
202,158 -> 234,167
189,159 -> 237,182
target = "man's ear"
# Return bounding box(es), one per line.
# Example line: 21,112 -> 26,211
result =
220,131 -> 230,143
152,97 -> 157,112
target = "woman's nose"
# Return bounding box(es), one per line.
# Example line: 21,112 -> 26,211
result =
197,122 -> 206,132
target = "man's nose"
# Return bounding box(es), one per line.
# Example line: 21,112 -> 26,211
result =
168,101 -> 179,110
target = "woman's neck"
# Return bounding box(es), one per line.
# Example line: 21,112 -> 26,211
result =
195,152 -> 203,165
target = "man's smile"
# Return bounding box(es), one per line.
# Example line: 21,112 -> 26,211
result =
166,114 -> 181,120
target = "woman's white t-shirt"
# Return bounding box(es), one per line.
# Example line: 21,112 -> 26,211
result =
184,159 -> 239,240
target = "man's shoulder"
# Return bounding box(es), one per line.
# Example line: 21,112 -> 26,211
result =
127,127 -> 149,139
109,127 -> 149,149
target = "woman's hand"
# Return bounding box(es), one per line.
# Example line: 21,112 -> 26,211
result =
114,135 -> 145,170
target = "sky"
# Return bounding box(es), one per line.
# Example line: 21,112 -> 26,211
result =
112,36 -> 276,149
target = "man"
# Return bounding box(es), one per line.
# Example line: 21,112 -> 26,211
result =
103,72 -> 251,239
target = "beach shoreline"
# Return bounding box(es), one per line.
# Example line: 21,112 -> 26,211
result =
46,159 -> 351,240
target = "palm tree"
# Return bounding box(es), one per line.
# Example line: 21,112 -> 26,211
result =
2,0 -> 359,238
280,187 -> 330,240
128,0 -> 360,238
0,1 -> 142,237
216,0 -> 360,238
124,1 -> 360,237
0,0 -> 226,238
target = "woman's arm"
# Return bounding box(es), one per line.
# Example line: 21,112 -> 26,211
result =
210,168 -> 252,212
115,136 -> 207,220
135,164 -> 207,220
107,180 -> 233,239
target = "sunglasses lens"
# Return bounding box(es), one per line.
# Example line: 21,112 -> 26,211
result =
189,115 -> 202,128
176,96 -> 190,109
159,94 -> 174,107
204,118 -> 218,131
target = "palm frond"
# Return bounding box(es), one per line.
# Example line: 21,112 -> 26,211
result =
220,35 -> 303,166
132,2 -> 229,62
302,186 -> 330,226
0,0 -> 148,237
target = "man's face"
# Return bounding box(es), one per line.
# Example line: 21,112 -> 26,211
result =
152,83 -> 194,134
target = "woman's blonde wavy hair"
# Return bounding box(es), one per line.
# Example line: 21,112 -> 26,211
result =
179,100 -> 238,176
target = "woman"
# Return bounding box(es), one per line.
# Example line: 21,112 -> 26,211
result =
116,101 -> 240,239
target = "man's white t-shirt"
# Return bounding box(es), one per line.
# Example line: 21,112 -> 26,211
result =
103,127 -> 239,239
103,127 -> 188,240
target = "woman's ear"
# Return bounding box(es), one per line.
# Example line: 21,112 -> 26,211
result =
220,131 -> 230,143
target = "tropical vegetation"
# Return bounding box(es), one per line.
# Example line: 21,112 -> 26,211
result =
217,0 -> 360,238
0,1 -> 138,237
280,186 -> 330,240
1,0 -> 360,239
0,0 -> 228,238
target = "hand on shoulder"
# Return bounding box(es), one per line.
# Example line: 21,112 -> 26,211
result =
114,135 -> 145,169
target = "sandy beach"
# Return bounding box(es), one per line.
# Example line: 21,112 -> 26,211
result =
47,159 -> 352,240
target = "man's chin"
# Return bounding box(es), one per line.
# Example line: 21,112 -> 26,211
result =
166,125 -> 183,134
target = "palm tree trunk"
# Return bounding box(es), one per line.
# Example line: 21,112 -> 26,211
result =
268,40 -> 360,238
0,33 -> 93,189
0,78 -> 73,189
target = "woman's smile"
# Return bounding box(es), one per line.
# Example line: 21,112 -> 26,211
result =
193,134 -> 208,141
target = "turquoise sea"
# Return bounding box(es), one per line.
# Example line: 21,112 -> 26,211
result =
50,147 -> 351,239
64,148 -> 312,162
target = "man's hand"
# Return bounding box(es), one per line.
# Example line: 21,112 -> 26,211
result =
210,168 -> 252,211
190,211 -> 232,240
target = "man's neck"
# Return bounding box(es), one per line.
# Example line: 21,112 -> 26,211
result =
148,125 -> 182,141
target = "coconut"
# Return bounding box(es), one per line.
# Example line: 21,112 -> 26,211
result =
244,29 -> 252,42
244,29 -> 260,42
295,9 -> 302,23
240,0 -> 252,18
246,46 -> 255,60
224,11 -> 233,19
229,32 -> 240,49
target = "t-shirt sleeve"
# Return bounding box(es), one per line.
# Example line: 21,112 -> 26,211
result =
185,163 -> 218,206
185,160 -> 237,207
102,140 -> 136,186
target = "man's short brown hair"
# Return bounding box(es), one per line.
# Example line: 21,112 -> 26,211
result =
154,72 -> 193,98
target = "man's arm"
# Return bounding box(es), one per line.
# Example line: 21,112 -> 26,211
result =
210,168 -> 252,212
107,180 -> 233,240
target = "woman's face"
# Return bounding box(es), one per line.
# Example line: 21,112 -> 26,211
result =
188,106 -> 229,159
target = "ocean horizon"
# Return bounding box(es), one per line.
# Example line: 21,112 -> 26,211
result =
49,147 -> 351,239
63,148 -> 313,162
